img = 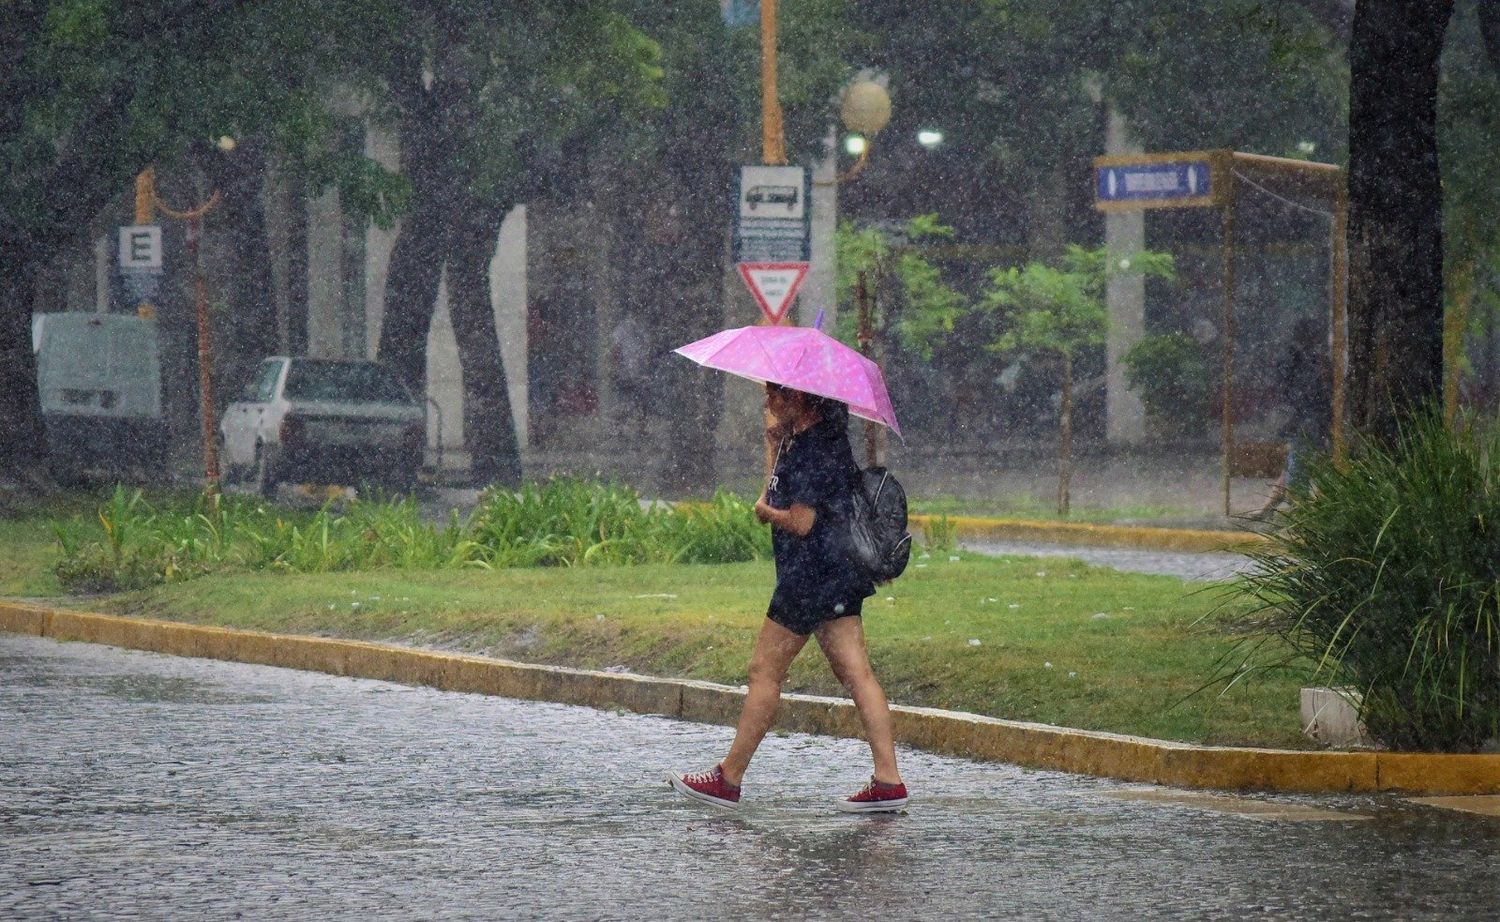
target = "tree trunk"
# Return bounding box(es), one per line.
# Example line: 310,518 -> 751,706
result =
1058,351 -> 1073,518
656,134 -> 731,494
1346,0 -> 1454,444
448,202 -> 522,488
209,138 -> 279,394
377,85 -> 461,398
285,175 -> 309,356
377,205 -> 446,396
0,245 -> 50,490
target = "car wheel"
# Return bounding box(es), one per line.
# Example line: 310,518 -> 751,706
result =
251,443 -> 278,499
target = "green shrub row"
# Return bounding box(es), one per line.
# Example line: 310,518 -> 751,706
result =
52,478 -> 772,593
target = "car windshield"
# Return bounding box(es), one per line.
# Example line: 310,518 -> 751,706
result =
282,361 -> 413,404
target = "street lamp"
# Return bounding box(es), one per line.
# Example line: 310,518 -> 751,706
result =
135,145 -> 227,491
836,79 -> 891,183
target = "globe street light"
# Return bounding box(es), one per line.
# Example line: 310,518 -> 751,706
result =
836,79 -> 891,183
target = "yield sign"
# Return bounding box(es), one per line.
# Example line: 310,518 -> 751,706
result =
738,262 -> 809,324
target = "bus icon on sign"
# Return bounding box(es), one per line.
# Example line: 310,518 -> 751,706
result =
745,185 -> 799,211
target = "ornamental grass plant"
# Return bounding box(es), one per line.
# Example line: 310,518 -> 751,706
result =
1227,411 -> 1500,751
51,477 -> 771,592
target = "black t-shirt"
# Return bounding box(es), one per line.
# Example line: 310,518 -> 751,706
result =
766,418 -> 875,613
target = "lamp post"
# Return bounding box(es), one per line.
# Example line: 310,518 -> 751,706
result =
136,154 -> 225,491
756,6 -> 890,465
834,79 -> 891,466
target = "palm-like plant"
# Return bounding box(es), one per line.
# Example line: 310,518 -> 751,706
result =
1229,411 -> 1500,751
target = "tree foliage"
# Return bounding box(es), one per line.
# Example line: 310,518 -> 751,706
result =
982,246 -> 1175,364
834,214 -> 967,360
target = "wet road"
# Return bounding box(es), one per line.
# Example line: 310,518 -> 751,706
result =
4,633 -> 1498,921
963,541 -> 1255,581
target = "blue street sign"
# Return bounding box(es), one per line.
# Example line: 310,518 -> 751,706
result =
1096,160 -> 1214,204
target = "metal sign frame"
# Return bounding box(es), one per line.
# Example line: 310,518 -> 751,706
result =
1093,149 -> 1348,516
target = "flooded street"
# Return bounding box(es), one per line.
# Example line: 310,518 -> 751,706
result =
3,632 -> 1498,920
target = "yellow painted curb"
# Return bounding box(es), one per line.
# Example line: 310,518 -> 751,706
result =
910,514 -> 1267,554
4,601 -> 1495,796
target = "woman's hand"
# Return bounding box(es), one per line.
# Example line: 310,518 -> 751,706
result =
754,500 -> 815,536
754,498 -> 775,524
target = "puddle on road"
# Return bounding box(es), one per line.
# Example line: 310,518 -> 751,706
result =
1407,795 -> 1500,818
1103,786 -> 1372,822
93,674 -> 276,705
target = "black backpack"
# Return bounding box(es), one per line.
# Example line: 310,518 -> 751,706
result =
846,466 -> 912,584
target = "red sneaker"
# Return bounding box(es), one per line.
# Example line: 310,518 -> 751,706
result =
837,777 -> 908,813
666,764 -> 741,809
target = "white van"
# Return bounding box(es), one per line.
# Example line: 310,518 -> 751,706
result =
32,312 -> 167,476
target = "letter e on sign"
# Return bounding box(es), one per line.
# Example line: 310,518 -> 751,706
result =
119,225 -> 163,270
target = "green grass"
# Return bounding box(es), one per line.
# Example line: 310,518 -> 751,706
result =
0,488 -> 1308,748
86,551 -> 1304,748
0,517 -> 65,597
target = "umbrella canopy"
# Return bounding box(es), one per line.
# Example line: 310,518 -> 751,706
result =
673,324 -> 902,439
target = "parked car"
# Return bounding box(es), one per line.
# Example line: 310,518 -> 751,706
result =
32,311 -> 167,481
219,357 -> 424,496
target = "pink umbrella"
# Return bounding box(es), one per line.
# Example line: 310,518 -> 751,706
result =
673,320 -> 902,439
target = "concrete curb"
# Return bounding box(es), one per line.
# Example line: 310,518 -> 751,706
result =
910,514 -> 1268,554
4,601 -> 1496,796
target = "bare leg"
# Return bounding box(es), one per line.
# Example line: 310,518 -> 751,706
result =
719,618 -> 809,786
815,616 -> 901,785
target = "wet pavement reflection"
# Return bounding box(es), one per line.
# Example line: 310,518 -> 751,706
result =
963,540 -> 1255,581
3,633 -> 1497,920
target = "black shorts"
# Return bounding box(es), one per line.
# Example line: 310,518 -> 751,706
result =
767,596 -> 864,636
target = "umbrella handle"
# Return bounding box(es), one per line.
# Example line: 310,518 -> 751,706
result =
813,308 -> 826,331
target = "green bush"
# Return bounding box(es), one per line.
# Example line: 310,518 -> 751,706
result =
52,478 -> 772,590
1121,333 -> 1214,438
1227,412 -> 1500,751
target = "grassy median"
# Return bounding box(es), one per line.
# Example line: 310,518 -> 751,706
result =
0,495 -> 1306,748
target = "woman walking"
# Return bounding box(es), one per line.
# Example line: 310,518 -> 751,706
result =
667,383 -> 907,812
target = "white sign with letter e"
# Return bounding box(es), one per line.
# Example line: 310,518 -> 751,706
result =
738,262 -> 809,324
119,225 -> 163,270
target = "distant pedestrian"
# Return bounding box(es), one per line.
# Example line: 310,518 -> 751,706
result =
667,383 -> 907,812
1255,316 -> 1331,520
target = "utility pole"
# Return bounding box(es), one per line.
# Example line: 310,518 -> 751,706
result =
152,179 -> 223,490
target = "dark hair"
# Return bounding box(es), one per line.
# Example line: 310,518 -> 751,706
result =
807,393 -> 850,433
